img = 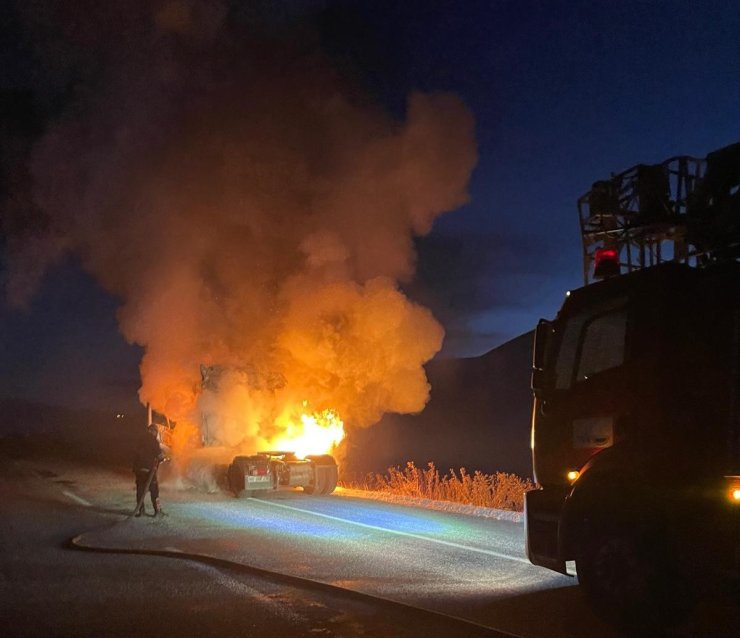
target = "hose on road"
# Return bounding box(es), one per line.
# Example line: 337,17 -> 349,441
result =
68,519 -> 520,638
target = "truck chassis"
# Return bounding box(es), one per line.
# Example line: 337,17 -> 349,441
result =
227,451 -> 339,497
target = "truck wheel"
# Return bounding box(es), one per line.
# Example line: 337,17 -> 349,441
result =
303,468 -> 334,495
305,455 -> 338,495
576,523 -> 689,630
227,461 -> 245,497
320,464 -> 338,494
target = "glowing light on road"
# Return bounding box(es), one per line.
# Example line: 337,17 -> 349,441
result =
567,470 -> 580,483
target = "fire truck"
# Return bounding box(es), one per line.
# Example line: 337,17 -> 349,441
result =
525,143 -> 740,627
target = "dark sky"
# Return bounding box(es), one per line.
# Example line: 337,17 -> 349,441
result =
1,0 -> 740,411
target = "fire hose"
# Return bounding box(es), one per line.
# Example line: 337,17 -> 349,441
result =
67,518 -> 516,638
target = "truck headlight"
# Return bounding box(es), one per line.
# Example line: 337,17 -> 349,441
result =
726,476 -> 740,504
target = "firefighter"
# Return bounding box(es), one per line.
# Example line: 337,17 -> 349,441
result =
133,424 -> 166,517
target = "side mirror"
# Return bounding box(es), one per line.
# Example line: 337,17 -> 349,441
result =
531,319 -> 552,395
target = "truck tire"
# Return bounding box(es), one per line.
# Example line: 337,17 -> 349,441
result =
576,522 -> 690,630
320,463 -> 338,494
305,455 -> 338,495
227,460 -> 245,497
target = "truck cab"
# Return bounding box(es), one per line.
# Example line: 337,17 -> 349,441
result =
526,262 -> 740,625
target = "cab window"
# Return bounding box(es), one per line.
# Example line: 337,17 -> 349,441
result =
554,298 -> 627,389
575,309 -> 627,382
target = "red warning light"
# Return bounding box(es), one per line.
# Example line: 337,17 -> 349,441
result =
594,248 -> 620,279
596,248 -> 617,260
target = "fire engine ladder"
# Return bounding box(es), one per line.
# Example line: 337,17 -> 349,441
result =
578,142 -> 740,285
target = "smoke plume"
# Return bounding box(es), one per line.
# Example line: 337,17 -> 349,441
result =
5,1 -> 477,458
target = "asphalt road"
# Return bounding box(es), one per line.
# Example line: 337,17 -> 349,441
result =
2,448 -> 738,637
1,452 -> 506,638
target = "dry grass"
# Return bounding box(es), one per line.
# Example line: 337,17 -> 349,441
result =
342,461 -> 535,512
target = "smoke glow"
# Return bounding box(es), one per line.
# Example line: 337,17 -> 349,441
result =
4,2 -> 478,464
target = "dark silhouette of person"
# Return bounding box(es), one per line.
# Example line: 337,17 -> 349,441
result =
133,424 -> 166,516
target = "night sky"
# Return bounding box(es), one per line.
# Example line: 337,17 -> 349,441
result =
2,0 -> 740,412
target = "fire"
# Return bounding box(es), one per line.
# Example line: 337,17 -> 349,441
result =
271,406 -> 345,459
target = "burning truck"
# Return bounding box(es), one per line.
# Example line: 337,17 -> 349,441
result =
2,1 -> 478,506
166,364 -> 343,497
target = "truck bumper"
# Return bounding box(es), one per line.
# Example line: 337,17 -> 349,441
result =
246,475 -> 273,491
525,487 -> 569,575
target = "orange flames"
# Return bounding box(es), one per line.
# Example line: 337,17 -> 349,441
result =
270,404 -> 345,458
164,396 -> 345,471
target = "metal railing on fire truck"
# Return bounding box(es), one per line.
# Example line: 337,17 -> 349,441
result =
578,142 -> 740,284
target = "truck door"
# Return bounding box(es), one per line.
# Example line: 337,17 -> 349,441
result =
534,296 -> 629,486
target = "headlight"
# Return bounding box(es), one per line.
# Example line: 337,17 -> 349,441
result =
725,476 -> 740,504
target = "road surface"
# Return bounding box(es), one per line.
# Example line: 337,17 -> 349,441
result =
1,446 -> 737,637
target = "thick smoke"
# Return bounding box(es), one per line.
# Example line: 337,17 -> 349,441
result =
6,1 -> 477,459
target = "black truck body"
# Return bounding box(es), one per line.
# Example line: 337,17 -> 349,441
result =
526,261 -> 739,622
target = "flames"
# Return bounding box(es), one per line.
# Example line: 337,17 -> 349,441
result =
270,405 -> 345,459
180,364 -> 346,462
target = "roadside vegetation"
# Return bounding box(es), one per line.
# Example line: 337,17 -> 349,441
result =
341,461 -> 535,512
